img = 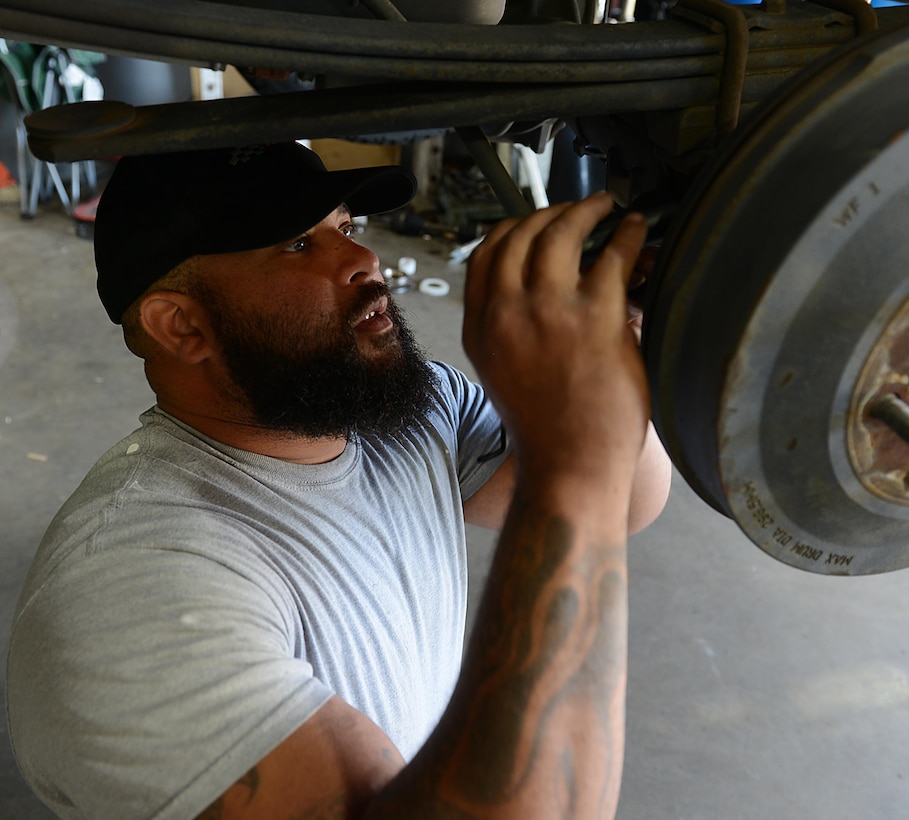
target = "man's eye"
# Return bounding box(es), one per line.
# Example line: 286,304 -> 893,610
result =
283,236 -> 308,253
341,224 -> 356,238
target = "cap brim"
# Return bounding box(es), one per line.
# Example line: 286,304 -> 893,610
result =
332,165 -> 417,219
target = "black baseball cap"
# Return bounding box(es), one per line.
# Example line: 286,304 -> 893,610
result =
94,142 -> 417,323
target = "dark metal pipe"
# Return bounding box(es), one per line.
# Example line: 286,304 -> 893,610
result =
456,125 -> 534,217
2,0 -> 908,68
0,11 -> 721,82
0,1 -> 727,61
26,76 -> 722,161
0,9 -> 868,84
0,12 -> 725,82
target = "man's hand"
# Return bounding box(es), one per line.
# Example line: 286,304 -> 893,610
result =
463,193 -> 650,489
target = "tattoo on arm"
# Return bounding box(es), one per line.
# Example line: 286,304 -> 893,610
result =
440,505 -> 628,816
237,766 -> 261,802
197,507 -> 626,820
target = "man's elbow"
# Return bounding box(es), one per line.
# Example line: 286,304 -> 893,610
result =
627,423 -> 673,535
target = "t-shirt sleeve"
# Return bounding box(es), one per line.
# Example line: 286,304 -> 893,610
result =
7,542 -> 332,820
428,361 -> 511,501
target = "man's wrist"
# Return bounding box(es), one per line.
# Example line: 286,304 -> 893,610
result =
510,461 -> 636,541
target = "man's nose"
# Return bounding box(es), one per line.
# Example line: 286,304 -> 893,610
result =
334,234 -> 382,285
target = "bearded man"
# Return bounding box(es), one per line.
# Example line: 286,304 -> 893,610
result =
7,141 -> 670,820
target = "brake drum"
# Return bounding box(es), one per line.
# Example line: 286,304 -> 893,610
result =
643,24 -> 909,575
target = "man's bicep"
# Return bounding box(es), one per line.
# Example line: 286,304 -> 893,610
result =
463,453 -> 515,530
197,696 -> 405,820
8,546 -> 333,818
464,423 -> 670,533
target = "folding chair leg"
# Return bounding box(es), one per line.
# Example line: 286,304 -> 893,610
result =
15,119 -> 32,218
83,160 -> 96,192
26,158 -> 42,218
69,160 -> 98,208
45,162 -> 71,214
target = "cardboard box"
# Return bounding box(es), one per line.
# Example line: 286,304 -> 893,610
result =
309,139 -> 401,171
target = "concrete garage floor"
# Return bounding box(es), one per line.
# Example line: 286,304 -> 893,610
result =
1,198 -> 908,819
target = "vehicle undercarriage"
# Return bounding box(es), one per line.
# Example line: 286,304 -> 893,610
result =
3,0 -> 909,574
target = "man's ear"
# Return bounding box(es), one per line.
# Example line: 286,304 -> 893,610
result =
139,291 -> 214,364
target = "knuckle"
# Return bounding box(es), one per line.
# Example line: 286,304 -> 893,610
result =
539,218 -> 574,243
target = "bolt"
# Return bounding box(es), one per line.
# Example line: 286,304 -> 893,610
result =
869,393 -> 909,445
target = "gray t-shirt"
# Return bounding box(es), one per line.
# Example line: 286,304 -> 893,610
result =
7,362 -> 508,820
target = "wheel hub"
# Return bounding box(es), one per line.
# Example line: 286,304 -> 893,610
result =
643,25 -> 909,574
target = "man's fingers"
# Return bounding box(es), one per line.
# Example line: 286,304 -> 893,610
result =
584,213 -> 649,297
483,200 -> 578,289
464,201 -> 576,319
464,194 -> 641,342
463,216 -> 518,320
524,193 -> 618,289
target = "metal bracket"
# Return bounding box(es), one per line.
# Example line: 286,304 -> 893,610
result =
673,0 -> 749,138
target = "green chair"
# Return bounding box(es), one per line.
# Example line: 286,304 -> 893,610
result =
0,39 -> 102,218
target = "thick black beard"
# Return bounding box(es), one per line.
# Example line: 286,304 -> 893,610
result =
201,281 -> 438,439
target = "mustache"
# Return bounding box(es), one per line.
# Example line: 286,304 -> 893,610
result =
347,280 -> 395,325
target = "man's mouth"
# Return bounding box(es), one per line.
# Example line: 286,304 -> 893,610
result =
352,296 -> 393,333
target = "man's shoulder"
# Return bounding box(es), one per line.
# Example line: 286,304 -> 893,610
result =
29,410 -> 247,575
424,360 -> 490,421
427,360 -> 474,395
57,408 -> 224,512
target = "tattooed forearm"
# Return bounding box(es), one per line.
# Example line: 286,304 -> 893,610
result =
440,502 -> 628,817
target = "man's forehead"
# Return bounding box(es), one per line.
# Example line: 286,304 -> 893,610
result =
305,203 -> 351,229
306,203 -> 350,222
